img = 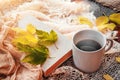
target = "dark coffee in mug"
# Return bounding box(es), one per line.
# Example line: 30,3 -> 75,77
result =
76,39 -> 101,51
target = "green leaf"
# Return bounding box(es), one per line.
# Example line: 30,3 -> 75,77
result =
22,52 -> 48,65
17,43 -> 49,65
36,30 -> 58,46
16,43 -> 33,53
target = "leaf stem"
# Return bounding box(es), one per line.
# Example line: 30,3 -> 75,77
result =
102,11 -> 107,17
54,43 -> 59,49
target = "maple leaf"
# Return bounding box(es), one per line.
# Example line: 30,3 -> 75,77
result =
36,29 -> 58,46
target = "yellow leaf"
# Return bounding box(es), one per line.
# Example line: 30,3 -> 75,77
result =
17,30 -> 27,36
27,24 -> 36,34
13,36 -> 28,45
24,33 -> 38,45
78,16 -> 93,27
116,57 -> 120,63
13,29 -> 38,47
103,74 -> 114,80
96,16 -> 109,26
106,23 -> 116,30
109,13 -> 120,25
97,23 -> 116,31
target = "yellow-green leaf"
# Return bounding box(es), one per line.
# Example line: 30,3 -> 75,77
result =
109,13 -> 120,25
18,43 -> 49,65
36,30 -> 58,46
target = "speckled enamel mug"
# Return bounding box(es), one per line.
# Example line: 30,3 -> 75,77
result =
72,29 -> 113,73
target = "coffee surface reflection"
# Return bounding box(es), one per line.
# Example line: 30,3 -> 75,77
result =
76,39 -> 101,51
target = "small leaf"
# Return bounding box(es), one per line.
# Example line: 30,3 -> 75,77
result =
109,13 -> 120,25
97,23 -> 116,31
115,57 -> 120,63
78,16 -> 93,27
103,74 -> 114,80
96,16 -> 109,26
22,50 -> 48,65
18,43 -> 49,65
106,23 -> 116,30
36,30 -> 58,46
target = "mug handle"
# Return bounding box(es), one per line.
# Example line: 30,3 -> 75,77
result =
105,39 -> 113,52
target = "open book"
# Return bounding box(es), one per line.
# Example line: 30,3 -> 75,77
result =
18,16 -> 72,77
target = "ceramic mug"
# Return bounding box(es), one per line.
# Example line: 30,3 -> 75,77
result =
72,29 -> 113,73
